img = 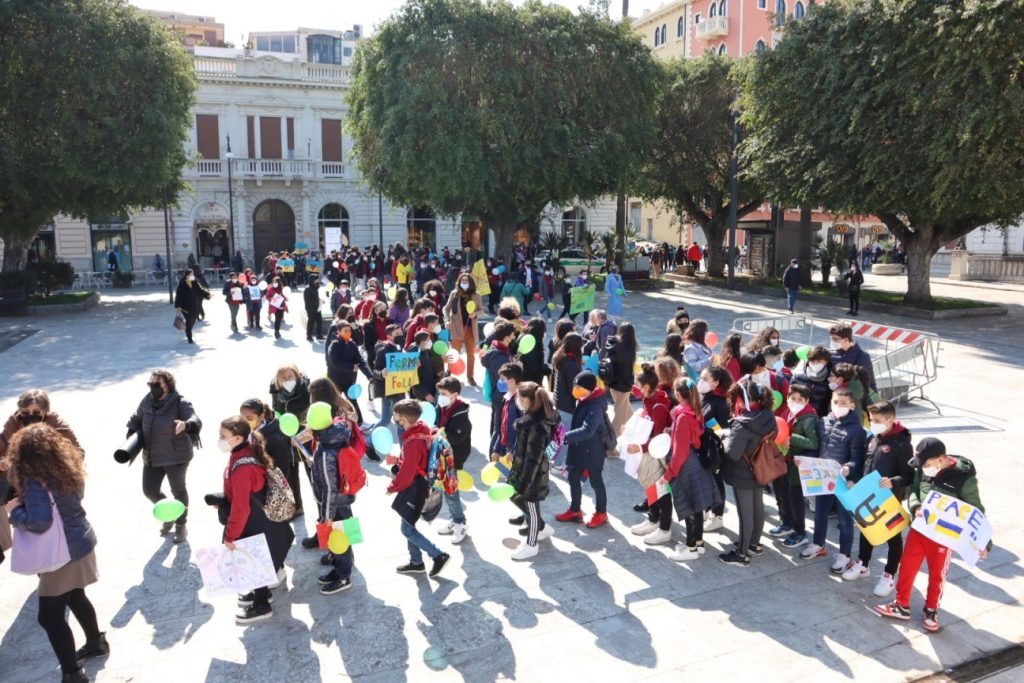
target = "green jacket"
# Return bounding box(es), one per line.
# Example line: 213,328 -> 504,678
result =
908,455 -> 990,548
787,411 -> 819,484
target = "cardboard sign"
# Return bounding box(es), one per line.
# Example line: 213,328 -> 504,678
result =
307,259 -> 323,273
835,471 -> 910,546
385,351 -> 419,396
911,491 -> 992,567
569,285 -> 596,315
230,288 -> 243,302
195,534 -> 277,598
794,456 -> 846,497
247,286 -> 261,301
471,259 -> 491,296
269,293 -> 285,309
278,258 -> 295,273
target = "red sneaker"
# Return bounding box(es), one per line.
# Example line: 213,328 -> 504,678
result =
555,509 -> 584,523
587,512 -> 608,529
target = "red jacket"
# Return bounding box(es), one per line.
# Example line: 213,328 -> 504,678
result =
223,445 -> 266,543
388,421 -> 432,494
404,314 -> 430,348
354,298 -> 376,321
687,244 -> 703,262
638,389 -> 672,454
724,357 -> 741,382
664,403 -> 703,482
265,285 -> 288,314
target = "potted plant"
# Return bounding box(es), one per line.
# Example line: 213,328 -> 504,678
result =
112,271 -> 135,288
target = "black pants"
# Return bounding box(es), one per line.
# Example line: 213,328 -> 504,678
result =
858,529 -> 903,575
39,588 -> 100,674
306,310 -> 323,339
247,304 -> 261,328
273,310 -> 284,336
712,471 -> 726,516
142,462 -> 189,524
849,288 -> 860,314
287,448 -> 304,512
513,495 -> 544,545
684,513 -> 704,547
183,312 -> 197,342
773,471 -> 806,533
646,494 -> 673,531
228,303 -> 239,330
569,460 -> 606,513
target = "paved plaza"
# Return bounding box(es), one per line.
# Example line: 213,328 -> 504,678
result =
1,279 -> 1022,682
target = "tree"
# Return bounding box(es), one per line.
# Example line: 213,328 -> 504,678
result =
634,54 -> 764,278
741,0 -> 1024,305
346,0 -> 659,257
0,0 -> 196,271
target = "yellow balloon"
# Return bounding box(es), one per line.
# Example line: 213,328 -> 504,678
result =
457,469 -> 474,492
633,361 -> 642,375
466,300 -> 477,313
481,463 -> 500,486
328,529 -> 350,555
387,287 -> 397,299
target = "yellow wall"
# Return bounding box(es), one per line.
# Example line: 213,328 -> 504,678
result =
632,0 -> 691,59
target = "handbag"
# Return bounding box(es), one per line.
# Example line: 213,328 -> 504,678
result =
173,311 -> 186,330
11,491 -> 71,575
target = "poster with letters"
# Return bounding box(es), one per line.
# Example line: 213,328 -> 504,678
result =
195,534 -> 277,598
385,351 -> 420,396
569,285 -> 596,315
278,258 -> 295,273
835,471 -> 910,546
794,456 -> 846,497
911,492 -> 992,567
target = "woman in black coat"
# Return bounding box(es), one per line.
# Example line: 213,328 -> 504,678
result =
174,272 -> 203,344
513,317 -> 549,385
508,382 -> 558,560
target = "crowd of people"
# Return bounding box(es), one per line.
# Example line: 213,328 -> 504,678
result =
0,239 -> 991,682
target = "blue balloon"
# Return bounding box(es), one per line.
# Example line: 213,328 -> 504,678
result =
370,427 -> 394,454
347,384 -> 362,399
584,353 -> 600,374
438,329 -> 451,342
496,378 -> 509,393
497,265 -> 506,274
420,401 -> 437,426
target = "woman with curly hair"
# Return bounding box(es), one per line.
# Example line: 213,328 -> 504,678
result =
5,424 -> 107,682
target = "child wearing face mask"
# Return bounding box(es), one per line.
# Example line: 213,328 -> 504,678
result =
483,321 -> 516,440
628,364 -> 675,544
243,276 -> 263,330
264,277 -> 288,339
489,363 -> 524,464
508,382 -> 559,560
829,363 -> 866,424
410,330 -> 440,404
781,349 -> 800,382
800,389 -> 866,573
770,384 -> 819,549
555,372 -> 613,529
698,367 -> 732,532
436,377 -> 472,544
842,400 -> 914,595
326,323 -> 373,426
223,272 -> 244,333
372,324 -> 405,438
874,437 -> 990,633
739,352 -> 789,413
793,346 -> 832,417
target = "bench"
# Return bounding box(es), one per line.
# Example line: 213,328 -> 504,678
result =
0,289 -> 29,316
621,270 -> 653,291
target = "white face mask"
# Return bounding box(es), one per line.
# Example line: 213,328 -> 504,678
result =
787,400 -> 806,415
922,466 -> 941,478
696,379 -> 712,394
829,339 -> 842,351
217,438 -> 233,453
769,338 -> 780,347
832,405 -> 851,418
431,325 -> 441,333
828,381 -> 840,391
460,282 -> 470,291
437,394 -> 452,408
807,362 -> 825,374
420,343 -> 431,351
753,370 -> 771,386
869,421 -> 889,436
282,379 -> 297,392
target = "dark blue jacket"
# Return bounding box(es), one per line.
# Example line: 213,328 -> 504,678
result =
818,411 -> 867,476
831,342 -> 876,391
489,396 -> 521,457
9,477 -> 97,562
482,343 -> 511,405
311,420 -> 353,522
564,389 -> 610,469
326,338 -> 372,386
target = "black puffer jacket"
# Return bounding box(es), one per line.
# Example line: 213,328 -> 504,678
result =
509,410 -> 557,502
552,355 -> 580,414
862,422 -> 914,500
127,392 -> 202,467
603,336 -> 635,392
259,418 -> 294,481
721,409 -> 777,490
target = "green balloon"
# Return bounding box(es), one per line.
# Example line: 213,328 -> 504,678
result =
517,334 -> 537,355
432,340 -> 449,355
307,401 -> 334,431
616,288 -> 625,296
279,413 -> 300,437
796,345 -> 811,361
772,390 -> 783,410
487,483 -> 515,502
153,499 -> 185,523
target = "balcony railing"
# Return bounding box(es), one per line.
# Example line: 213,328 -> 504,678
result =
184,158 -> 358,180
192,54 -> 349,85
696,16 -> 729,40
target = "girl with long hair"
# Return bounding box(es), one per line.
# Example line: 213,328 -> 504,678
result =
720,333 -> 743,381
507,382 -> 560,560
515,317 -> 549,385
605,322 -> 638,435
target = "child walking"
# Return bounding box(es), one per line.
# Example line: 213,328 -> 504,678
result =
507,382 -> 559,559
436,377 -> 471,544
556,372 -> 614,529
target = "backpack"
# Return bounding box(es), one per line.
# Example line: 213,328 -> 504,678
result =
426,428 -> 458,495
598,407 -> 617,453
743,435 -> 788,485
231,457 -> 295,522
697,428 -> 724,473
543,421 -> 567,462
336,418 -> 368,496
598,358 -> 616,385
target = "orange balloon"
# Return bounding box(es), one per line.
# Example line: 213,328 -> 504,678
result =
774,416 -> 790,445
449,358 -> 466,375
706,331 -> 719,348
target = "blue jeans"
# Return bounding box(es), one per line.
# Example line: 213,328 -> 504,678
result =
786,288 -> 798,312
375,394 -> 396,432
331,496 -> 355,579
812,493 -> 853,555
400,519 -> 441,564
443,490 -> 466,525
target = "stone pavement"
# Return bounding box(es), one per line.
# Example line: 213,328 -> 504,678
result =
1,281 -> 1022,683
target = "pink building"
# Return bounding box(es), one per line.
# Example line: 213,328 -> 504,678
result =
689,0 -> 813,57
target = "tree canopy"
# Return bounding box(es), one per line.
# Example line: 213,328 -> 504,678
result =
633,53 -> 763,277
347,0 -> 660,255
741,0 -> 1024,304
0,0 -> 196,269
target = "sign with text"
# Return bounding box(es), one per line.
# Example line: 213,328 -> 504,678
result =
794,456 -> 846,497
385,351 -> 419,396
911,492 -> 992,567
835,471 -> 910,546
471,259 -> 491,296
569,285 -> 596,315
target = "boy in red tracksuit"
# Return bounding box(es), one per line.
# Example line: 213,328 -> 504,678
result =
387,400 -> 451,578
874,437 -> 991,633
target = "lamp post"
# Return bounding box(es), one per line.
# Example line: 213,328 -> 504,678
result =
375,166 -> 384,248
225,135 -> 236,260
162,186 -> 174,304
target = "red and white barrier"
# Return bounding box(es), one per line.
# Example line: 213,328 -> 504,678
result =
846,321 -> 927,345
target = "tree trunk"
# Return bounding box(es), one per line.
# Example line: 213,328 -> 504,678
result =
1,232 -> 32,272
903,233 -> 937,306
703,221 -> 727,278
484,213 -> 520,268
615,193 -> 626,269
798,206 -> 813,286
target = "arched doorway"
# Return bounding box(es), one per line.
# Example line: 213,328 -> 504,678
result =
318,203 -> 350,252
407,207 -> 436,251
196,228 -> 230,267
252,200 -> 295,259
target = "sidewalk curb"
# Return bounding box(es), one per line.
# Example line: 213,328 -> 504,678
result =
662,275 -> 1008,320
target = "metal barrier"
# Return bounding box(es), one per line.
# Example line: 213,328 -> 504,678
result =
729,315 -> 817,348
841,320 -> 942,414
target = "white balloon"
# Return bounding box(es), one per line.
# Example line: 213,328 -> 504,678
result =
483,322 -> 496,338
648,433 -> 672,460
283,286 -> 292,296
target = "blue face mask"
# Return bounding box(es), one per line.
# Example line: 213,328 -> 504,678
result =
773,360 -> 784,371
496,378 -> 509,393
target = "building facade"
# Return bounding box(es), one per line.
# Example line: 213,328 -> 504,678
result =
140,9 -> 225,47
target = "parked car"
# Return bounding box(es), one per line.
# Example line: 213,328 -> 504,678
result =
538,248 -> 651,277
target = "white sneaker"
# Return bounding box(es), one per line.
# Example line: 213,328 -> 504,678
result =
631,519 -> 659,536
643,528 -> 673,546
511,541 -> 539,561
842,560 -> 870,581
873,572 -> 896,597
437,520 -> 455,536
669,545 -> 701,562
704,516 -> 724,532
800,543 -> 826,560
830,553 -> 851,575
536,525 -> 554,542
450,524 -> 468,545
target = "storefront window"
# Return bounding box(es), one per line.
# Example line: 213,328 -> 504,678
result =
196,227 -> 230,266
562,207 -> 586,245
28,223 -> 56,265
307,34 -> 341,64
91,228 -> 132,273
407,207 -> 436,251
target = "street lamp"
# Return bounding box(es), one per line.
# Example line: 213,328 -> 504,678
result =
374,166 -> 384,248
225,135 -> 236,261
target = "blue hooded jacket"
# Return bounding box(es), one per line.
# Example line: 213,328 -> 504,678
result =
311,419 -> 353,521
